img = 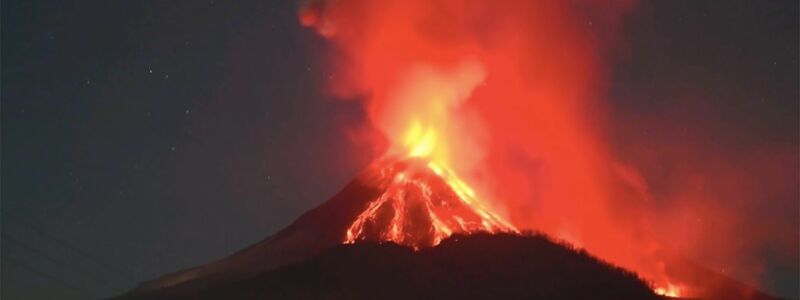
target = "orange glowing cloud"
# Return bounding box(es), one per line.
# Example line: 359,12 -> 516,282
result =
296,0 -> 783,298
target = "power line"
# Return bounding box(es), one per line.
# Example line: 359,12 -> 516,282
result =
3,214 -> 139,283
2,254 -> 102,299
2,233 -> 128,290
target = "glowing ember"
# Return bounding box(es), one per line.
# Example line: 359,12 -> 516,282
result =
653,283 -> 682,298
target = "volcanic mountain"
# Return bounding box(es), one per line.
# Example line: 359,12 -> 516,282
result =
117,157 -> 780,300
124,157 -> 513,294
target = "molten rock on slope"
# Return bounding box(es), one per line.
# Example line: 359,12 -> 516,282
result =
345,158 -> 516,249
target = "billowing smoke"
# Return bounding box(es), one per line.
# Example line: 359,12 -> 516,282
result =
298,0 -> 792,296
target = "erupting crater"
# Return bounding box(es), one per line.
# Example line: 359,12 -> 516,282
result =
344,157 -> 517,249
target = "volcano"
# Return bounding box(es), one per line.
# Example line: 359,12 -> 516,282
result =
116,157 -> 782,300
125,157 -> 516,294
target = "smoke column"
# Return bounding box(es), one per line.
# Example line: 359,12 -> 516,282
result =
299,0 -> 793,296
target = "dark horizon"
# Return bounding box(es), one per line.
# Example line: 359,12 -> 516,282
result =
2,1 -> 798,299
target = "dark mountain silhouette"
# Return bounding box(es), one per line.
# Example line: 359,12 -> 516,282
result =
119,233 -> 662,300
128,160 -> 395,295
116,158 -> 782,300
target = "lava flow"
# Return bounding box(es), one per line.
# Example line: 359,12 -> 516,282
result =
344,126 -> 517,249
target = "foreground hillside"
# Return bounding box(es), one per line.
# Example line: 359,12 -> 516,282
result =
121,233 -> 662,300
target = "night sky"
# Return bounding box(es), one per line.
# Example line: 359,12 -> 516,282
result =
2,1 -> 797,299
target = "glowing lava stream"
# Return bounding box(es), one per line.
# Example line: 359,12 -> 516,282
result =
344,125 -> 517,249
654,284 -> 682,298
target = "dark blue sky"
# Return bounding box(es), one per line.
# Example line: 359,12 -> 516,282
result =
2,1 -> 797,299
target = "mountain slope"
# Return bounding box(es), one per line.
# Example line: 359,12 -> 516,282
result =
118,157 -> 782,300
127,162 -> 388,296
130,157 -> 517,296
121,233 -> 662,300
